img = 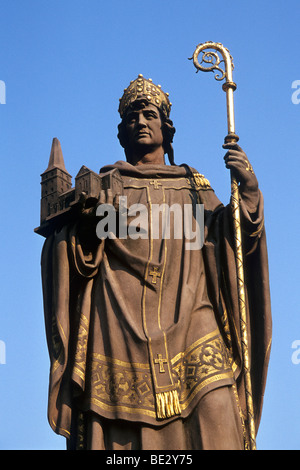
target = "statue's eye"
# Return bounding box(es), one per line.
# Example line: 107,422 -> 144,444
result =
144,111 -> 158,120
126,113 -> 137,124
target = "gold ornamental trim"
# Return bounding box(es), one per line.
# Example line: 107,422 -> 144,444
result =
82,329 -> 234,421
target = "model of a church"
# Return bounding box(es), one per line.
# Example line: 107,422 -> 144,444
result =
35,137 -> 101,237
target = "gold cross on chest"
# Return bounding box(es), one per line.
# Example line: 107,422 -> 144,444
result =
149,180 -> 162,190
154,354 -> 168,373
149,267 -> 161,284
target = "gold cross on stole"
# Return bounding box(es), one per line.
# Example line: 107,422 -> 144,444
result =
150,180 -> 162,189
154,354 -> 168,373
149,267 -> 161,284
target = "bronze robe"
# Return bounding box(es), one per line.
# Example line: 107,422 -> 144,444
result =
41,162 -> 272,450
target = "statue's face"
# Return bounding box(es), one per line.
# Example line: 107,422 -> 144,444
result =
124,100 -> 164,152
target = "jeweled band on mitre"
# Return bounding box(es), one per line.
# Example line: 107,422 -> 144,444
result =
118,74 -> 172,119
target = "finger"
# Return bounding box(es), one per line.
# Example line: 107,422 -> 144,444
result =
225,160 -> 246,171
225,158 -> 255,176
222,142 -> 243,152
224,155 -> 249,167
225,156 -> 252,169
224,153 -> 249,163
224,152 -> 252,164
224,147 -> 247,157
224,150 -> 246,158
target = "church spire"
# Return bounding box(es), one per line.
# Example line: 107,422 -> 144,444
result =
39,137 -> 72,224
43,137 -> 69,174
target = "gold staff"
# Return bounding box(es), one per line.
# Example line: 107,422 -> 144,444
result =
190,41 -> 256,450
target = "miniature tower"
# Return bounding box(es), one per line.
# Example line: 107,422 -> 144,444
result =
75,165 -> 102,201
40,138 -> 72,223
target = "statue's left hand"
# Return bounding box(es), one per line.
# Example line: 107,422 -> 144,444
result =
223,143 -> 259,210
76,192 -> 104,246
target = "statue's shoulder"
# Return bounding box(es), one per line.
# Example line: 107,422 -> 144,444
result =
181,164 -> 212,190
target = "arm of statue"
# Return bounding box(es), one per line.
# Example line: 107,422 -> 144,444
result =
68,190 -> 112,278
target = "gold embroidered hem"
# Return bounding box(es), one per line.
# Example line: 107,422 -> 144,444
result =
79,329 -> 235,424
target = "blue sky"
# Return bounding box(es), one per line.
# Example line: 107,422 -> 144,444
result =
0,0 -> 299,450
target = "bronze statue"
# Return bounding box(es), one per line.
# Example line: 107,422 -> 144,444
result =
36,72 -> 272,450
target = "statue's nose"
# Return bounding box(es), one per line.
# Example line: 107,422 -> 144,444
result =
136,113 -> 147,127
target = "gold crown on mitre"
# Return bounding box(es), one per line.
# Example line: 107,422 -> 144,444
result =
118,74 -> 172,119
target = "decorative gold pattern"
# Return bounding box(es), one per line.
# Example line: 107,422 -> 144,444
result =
87,330 -> 234,420
118,74 -> 172,119
73,313 -> 89,385
89,353 -> 155,416
50,316 -> 64,375
76,412 -> 85,450
244,159 -> 254,174
172,330 -> 233,410
192,172 -> 211,188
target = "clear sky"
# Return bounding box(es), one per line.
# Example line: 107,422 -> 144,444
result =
0,0 -> 299,450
